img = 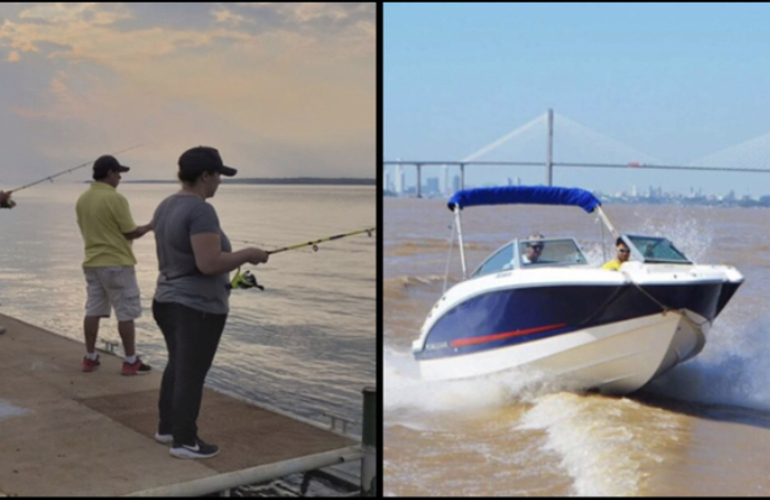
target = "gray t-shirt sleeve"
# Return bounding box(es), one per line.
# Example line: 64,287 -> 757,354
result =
188,202 -> 221,236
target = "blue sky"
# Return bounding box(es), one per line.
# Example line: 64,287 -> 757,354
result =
0,3 -> 375,186
384,3 -> 770,197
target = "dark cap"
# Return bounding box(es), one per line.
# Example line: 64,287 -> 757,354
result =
178,146 -> 237,177
93,155 -> 130,174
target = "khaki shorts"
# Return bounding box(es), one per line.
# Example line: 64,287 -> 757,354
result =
83,266 -> 142,321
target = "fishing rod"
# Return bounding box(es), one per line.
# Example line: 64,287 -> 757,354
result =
228,226 -> 376,291
266,226 -> 376,255
9,143 -> 144,193
231,227 -> 377,254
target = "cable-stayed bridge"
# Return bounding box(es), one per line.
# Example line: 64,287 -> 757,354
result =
384,109 -> 770,198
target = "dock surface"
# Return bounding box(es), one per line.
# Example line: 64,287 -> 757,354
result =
0,312 -> 357,496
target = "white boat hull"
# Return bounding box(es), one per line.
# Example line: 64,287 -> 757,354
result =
418,310 -> 705,395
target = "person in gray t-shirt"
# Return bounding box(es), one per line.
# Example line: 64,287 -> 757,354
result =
151,146 -> 268,459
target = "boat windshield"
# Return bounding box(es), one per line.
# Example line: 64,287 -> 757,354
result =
624,234 -> 692,264
470,238 -> 589,278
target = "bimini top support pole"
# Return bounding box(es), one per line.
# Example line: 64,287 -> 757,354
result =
454,208 -> 467,279
594,205 -> 619,239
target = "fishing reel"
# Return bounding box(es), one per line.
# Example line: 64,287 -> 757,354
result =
228,268 -> 264,291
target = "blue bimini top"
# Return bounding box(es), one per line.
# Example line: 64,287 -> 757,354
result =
447,185 -> 602,213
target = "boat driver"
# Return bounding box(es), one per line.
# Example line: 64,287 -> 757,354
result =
602,237 -> 630,271
521,233 -> 545,265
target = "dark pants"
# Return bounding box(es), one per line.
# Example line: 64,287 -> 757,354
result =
152,300 -> 227,444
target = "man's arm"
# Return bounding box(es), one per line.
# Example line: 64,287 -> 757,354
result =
123,222 -> 152,240
113,194 -> 149,239
191,233 -> 268,275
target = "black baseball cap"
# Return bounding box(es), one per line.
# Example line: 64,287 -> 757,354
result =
93,155 -> 130,174
178,146 -> 237,177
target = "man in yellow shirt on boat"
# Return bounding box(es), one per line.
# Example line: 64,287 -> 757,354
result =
603,237 -> 631,270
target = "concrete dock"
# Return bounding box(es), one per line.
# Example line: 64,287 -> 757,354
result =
0,312 -> 360,496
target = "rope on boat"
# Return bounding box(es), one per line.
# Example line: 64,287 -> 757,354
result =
620,270 -> 710,329
443,223 -> 456,294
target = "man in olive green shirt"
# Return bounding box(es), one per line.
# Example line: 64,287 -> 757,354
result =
75,155 -> 152,375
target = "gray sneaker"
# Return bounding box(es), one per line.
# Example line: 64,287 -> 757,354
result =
170,438 -> 220,459
154,432 -> 173,444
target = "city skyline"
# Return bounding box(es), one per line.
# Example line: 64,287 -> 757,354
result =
382,164 -> 770,198
384,168 -> 770,204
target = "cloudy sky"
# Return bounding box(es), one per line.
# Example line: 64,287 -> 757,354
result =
0,2 -> 375,185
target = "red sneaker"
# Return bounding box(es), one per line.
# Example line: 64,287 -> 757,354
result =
82,355 -> 100,372
121,357 -> 151,376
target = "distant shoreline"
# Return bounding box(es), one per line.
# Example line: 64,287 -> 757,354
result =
121,177 -> 375,186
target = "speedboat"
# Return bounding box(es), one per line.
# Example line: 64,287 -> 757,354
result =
411,186 -> 744,395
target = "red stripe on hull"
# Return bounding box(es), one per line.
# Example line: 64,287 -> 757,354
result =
450,323 -> 568,348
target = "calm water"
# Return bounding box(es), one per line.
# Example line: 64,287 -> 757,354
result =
0,182 -> 376,439
384,196 -> 770,496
